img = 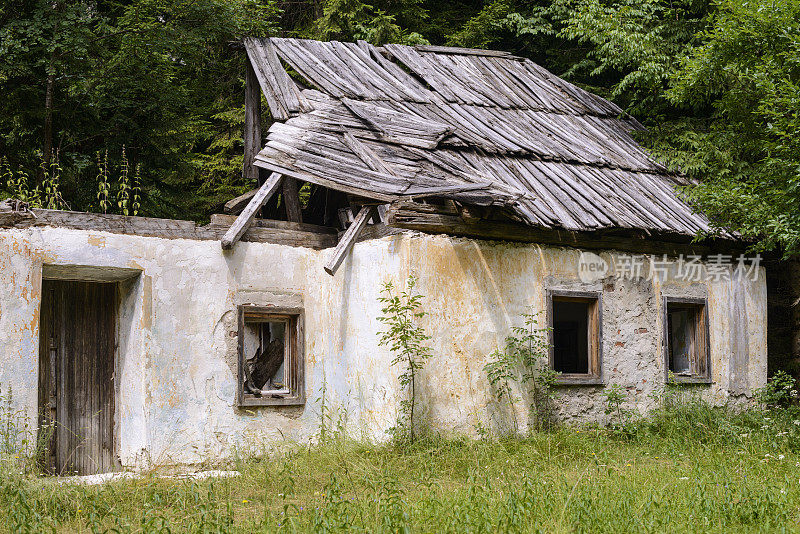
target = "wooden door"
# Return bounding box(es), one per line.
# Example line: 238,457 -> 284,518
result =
39,280 -> 117,475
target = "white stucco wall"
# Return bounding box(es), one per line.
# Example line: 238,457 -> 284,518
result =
0,225 -> 767,468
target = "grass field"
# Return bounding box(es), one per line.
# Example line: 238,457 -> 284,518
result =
3,399 -> 800,533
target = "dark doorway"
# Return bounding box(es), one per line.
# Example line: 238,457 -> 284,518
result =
38,280 -> 117,475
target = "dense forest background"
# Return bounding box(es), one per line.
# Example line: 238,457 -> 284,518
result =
1,0 -> 798,255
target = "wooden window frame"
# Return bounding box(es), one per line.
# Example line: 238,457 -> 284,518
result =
663,296 -> 711,384
547,289 -> 603,386
237,305 -> 305,407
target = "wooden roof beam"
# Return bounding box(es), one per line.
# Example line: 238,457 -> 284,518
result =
324,205 -> 373,275
222,172 -> 283,249
225,177 -> 304,221
385,201 -> 746,256
224,187 -> 258,215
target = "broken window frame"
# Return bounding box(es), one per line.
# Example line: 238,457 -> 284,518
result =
663,296 -> 711,384
546,289 -> 603,386
237,305 -> 305,407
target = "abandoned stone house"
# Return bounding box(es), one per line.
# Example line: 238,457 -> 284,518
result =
0,38 -> 769,475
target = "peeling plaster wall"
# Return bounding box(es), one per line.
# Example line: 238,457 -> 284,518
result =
0,227 -> 767,467
0,233 -> 42,445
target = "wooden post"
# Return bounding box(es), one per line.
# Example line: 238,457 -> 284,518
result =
282,178 -> 303,223
222,172 -> 283,249
243,60 -> 262,185
324,206 -> 373,275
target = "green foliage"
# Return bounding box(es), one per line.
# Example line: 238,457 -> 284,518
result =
0,385 -> 23,458
668,0 -> 800,255
551,0 -> 710,115
116,147 -> 134,216
96,150 -> 111,214
484,347 -> 520,431
1,155 -> 67,210
447,0 -> 512,49
1,160 -> 41,208
484,311 -> 559,433
311,472 -> 358,531
0,0 -> 280,219
315,380 -> 350,445
277,462 -> 301,530
756,371 -> 799,409
377,275 -> 433,443
131,164 -> 142,217
0,384 -> 52,478
90,148 -> 147,216
41,155 -> 67,210
310,0 -> 429,44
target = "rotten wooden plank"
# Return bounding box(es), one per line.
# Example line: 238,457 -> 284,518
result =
0,208 -> 336,248
341,132 -> 398,176
244,38 -> 289,120
253,157 -> 402,202
210,213 -> 335,235
1,210 -> 198,234
341,98 -> 453,149
414,44 -> 519,59
324,205 -> 373,275
224,187 -> 258,215
222,172 -> 283,249
402,182 -> 492,197
202,224 -> 336,249
257,38 -> 312,114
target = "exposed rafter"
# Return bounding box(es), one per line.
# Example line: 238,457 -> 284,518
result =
222,172 -> 283,249
324,206 -> 374,275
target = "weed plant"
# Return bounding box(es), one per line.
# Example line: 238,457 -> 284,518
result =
484,311 -> 559,434
377,275 -> 433,443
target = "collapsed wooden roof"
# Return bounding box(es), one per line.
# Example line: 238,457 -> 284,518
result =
243,37 -> 712,236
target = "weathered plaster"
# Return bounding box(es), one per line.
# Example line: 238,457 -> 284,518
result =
0,226 -> 767,467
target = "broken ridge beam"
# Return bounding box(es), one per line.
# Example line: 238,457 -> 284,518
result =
324,205 -> 373,275
222,172 -> 283,249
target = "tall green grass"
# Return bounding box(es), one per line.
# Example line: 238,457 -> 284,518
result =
3,397 -> 800,533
